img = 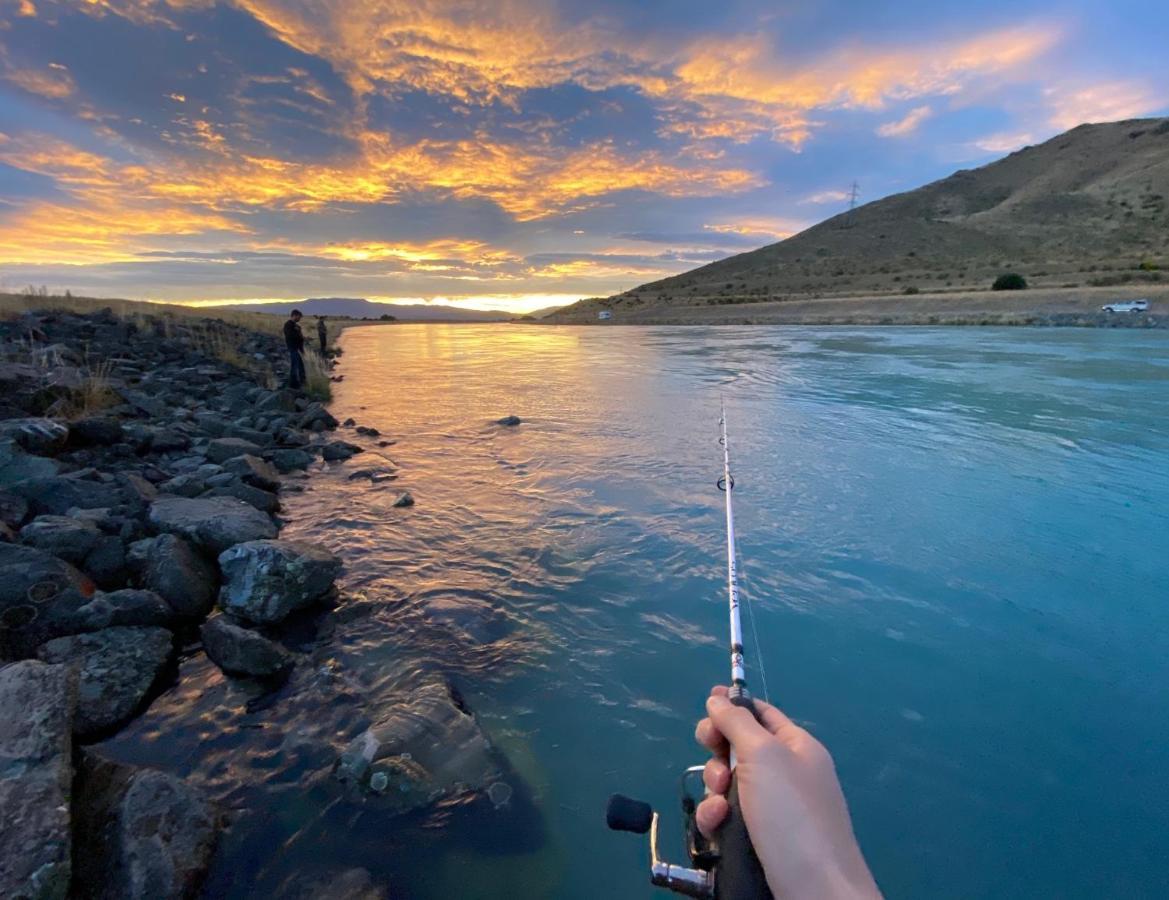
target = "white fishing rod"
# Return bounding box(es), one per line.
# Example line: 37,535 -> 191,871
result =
606,404 -> 773,900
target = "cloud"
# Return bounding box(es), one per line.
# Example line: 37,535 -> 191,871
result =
1045,80 -> 1162,130
877,105 -> 932,137
801,189 -> 850,205
971,131 -> 1035,153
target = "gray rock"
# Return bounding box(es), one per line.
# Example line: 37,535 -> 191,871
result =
203,480 -> 279,514
496,415 -> 522,426
117,473 -> 158,511
117,388 -> 168,419
322,440 -> 362,462
20,514 -> 102,564
223,454 -> 280,492
217,540 -> 341,624
0,660 -> 76,900
392,492 -> 415,508
354,426 -> 381,436
60,589 -> 173,633
0,489 -> 29,529
69,417 -> 124,448
204,437 -> 262,465
149,496 -> 276,555
145,428 -> 190,453
0,438 -> 61,486
0,418 -> 69,455
299,403 -> 338,431
222,424 -> 271,447
0,543 -> 95,659
9,473 -> 123,517
129,534 -> 216,619
37,626 -> 173,739
74,752 -> 217,900
200,616 -> 292,678
83,536 -> 129,590
335,678 -> 504,814
158,473 -> 206,498
203,472 -> 235,488
267,448 -> 314,473
254,389 -> 297,414
192,412 -> 227,437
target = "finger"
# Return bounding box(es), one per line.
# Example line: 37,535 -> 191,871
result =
695,717 -> 729,756
707,693 -> 769,748
695,794 -> 729,839
751,697 -> 797,736
709,685 -> 729,698
703,757 -> 730,795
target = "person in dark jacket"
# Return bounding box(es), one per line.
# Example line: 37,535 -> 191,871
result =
284,309 -> 306,389
316,315 -> 328,355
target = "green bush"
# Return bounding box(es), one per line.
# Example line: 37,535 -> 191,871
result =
1139,260 -> 1159,271
992,273 -> 1028,291
903,286 -> 920,295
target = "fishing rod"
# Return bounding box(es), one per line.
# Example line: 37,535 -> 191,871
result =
607,403 -> 773,899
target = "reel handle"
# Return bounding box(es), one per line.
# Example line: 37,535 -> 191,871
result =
716,692 -> 773,900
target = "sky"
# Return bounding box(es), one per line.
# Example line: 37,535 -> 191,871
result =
0,0 -> 1166,313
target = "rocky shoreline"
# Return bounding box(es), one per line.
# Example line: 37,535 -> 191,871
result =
0,307 -> 401,899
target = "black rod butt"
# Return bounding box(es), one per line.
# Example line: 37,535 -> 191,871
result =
607,794 -> 653,834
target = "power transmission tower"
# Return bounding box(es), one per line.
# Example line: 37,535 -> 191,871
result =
844,181 -> 860,227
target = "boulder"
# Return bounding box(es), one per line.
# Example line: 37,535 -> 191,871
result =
0,438 -> 60,486
335,678 -> 507,814
128,534 -> 216,619
149,496 -> 276,555
217,540 -> 341,624
200,616 -> 292,678
0,660 -> 76,900
19,514 -> 102,564
298,403 -> 338,431
83,535 -> 129,590
157,473 -> 206,498
0,418 -> 69,455
267,448 -> 314,473
8,473 -> 123,517
73,752 -> 217,900
0,543 -> 95,660
37,626 -> 173,739
0,489 -> 29,529
392,492 -> 414,508
322,441 -> 362,462
204,437 -> 262,465
60,590 -> 173,634
203,480 -> 279,514
223,454 -> 280,492
69,417 -> 125,448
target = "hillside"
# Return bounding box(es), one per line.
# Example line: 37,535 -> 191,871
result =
214,298 -> 508,322
548,118 -> 1169,322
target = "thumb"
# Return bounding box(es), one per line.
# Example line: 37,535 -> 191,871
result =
706,692 -> 768,751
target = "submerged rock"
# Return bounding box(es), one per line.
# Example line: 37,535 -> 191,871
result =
74,752 -> 218,900
149,496 -> 276,555
496,415 -> 521,427
424,594 -> 510,644
335,678 -> 507,814
391,492 -> 414,508
0,660 -> 76,900
322,440 -> 362,462
217,539 -> 341,624
200,615 -> 292,678
37,626 -> 173,739
128,534 -> 217,619
266,448 -> 314,473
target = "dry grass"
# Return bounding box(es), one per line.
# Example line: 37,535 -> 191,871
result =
45,360 -> 120,420
303,350 -> 333,402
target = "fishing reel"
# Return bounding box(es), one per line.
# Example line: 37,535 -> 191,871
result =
607,766 -> 717,898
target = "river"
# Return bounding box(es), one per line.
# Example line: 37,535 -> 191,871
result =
103,324 -> 1169,899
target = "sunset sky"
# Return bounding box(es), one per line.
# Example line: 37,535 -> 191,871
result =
1,1 -> 1165,313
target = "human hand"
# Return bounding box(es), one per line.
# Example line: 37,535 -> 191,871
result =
694,686 -> 881,899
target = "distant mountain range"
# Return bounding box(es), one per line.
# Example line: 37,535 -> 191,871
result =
549,117 -> 1169,321
214,297 -> 510,322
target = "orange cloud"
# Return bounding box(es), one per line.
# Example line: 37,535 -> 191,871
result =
1045,81 -> 1162,130
877,105 -> 932,137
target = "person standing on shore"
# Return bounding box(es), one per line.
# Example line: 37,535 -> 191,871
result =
284,309 -> 306,389
316,315 -> 328,355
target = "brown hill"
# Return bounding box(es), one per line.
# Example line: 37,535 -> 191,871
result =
549,118 -> 1169,321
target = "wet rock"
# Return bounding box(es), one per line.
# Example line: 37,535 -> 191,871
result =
149,495 -> 276,555
69,417 -> 125,448
128,534 -> 217,619
61,589 -> 173,633
392,491 -> 414,508
354,425 -> 380,436
205,437 -> 263,464
200,615 -> 292,678
424,594 -> 510,644
0,660 -> 76,900
217,539 -> 341,624
496,415 -> 522,426
267,448 -> 314,473
342,417 -> 356,427
322,440 -> 362,462
203,480 -> 279,514
335,678 -> 505,814
347,467 -> 396,481
223,454 -> 280,492
19,514 -> 102,564
298,403 -> 338,431
74,751 -> 218,900
0,489 -> 29,529
0,418 -> 69,455
0,438 -> 61,485
37,626 -> 173,739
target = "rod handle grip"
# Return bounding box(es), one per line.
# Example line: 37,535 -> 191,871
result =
716,777 -> 773,900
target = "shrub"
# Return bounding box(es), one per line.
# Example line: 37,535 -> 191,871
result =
903,286 -> 920,295
1139,260 -> 1159,271
992,273 -> 1028,291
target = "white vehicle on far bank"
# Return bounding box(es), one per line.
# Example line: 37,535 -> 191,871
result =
598,310 -> 613,320
1101,299 -> 1149,313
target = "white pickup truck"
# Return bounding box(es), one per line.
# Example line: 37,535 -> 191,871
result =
1101,299 -> 1150,313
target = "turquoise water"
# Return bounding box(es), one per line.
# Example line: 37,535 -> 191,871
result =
106,325 -> 1169,898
